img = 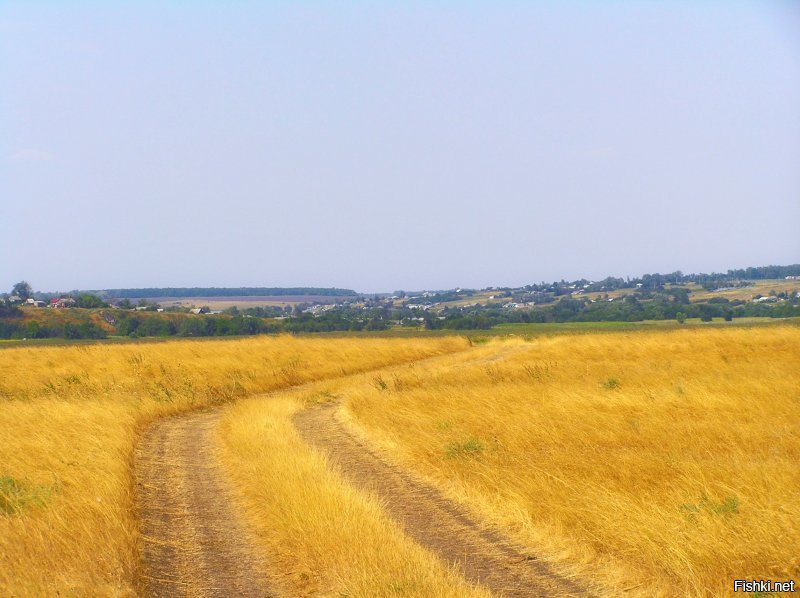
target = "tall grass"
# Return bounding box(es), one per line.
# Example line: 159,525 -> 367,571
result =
0,335 -> 468,595
345,326 -> 800,596
5,327 -> 796,596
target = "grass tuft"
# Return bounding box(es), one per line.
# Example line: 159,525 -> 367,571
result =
445,438 -> 484,458
372,375 -> 389,391
602,377 -> 620,390
680,494 -> 740,520
0,476 -> 51,515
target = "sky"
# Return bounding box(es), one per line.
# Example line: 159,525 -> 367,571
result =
2,2 -> 799,293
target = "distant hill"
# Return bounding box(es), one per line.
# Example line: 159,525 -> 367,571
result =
86,287 -> 358,299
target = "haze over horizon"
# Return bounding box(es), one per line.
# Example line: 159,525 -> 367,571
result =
3,2 -> 799,293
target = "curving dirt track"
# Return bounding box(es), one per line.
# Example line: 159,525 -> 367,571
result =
134,410 -> 275,597
294,402 -> 588,597
133,345 -> 588,597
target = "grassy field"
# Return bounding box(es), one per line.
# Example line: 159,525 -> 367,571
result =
339,326 -> 800,595
0,335 -> 467,595
2,325 -> 797,596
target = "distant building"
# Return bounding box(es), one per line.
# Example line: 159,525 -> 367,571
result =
50,297 -> 76,309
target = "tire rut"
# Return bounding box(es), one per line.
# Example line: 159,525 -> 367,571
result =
134,410 -> 275,597
294,402 -> 588,597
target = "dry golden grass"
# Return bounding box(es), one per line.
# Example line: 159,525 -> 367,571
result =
0,335 -> 467,596
4,326 -> 797,596
216,387 -> 489,597
343,326 -> 800,596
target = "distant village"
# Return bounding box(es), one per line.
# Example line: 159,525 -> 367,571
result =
5,273 -> 800,316
3,265 -> 799,337
8,296 -> 73,309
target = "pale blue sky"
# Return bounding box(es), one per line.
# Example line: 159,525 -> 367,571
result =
2,2 -> 799,292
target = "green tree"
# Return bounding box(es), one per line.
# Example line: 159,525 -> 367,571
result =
75,293 -> 108,308
365,317 -> 388,331
698,304 -> 716,322
0,299 -> 21,318
24,320 -> 41,339
676,312 -> 686,324
12,281 -> 32,300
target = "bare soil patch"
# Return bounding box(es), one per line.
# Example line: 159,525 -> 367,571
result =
134,411 -> 275,597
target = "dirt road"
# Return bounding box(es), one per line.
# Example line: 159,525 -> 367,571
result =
294,402 -> 588,597
134,411 -> 274,597
134,363 -> 587,596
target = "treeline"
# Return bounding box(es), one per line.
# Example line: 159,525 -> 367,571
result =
0,313 -> 282,340
88,287 -> 357,299
0,320 -> 107,340
118,310 -> 388,338
722,265 -> 800,281
0,303 -> 21,318
630,264 -> 800,288
113,313 -> 281,337
112,311 -> 389,336
281,311 -> 389,333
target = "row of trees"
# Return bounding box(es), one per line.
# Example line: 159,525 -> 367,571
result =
0,320 -> 107,340
428,294 -> 799,328
114,313 -> 281,337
